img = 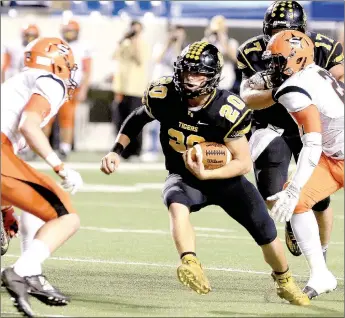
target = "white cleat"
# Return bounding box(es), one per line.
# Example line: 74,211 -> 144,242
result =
303,270 -> 337,299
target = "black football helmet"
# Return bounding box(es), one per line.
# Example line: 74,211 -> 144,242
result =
263,1 -> 307,37
173,41 -> 223,98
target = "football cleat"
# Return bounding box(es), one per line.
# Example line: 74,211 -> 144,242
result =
1,267 -> 34,317
177,254 -> 211,295
26,274 -> 70,306
271,270 -> 310,306
285,221 -> 302,257
303,270 -> 337,299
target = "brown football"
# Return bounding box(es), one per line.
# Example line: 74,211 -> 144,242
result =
191,142 -> 232,170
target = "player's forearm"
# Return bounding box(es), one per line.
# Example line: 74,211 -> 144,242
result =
111,106 -> 153,151
19,121 -> 61,168
203,157 -> 252,180
240,80 -> 275,110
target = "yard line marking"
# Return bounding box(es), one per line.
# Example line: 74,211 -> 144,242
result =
78,226 -> 344,245
27,161 -> 297,173
4,254 -> 343,281
27,161 -> 166,171
79,183 -> 164,193
0,312 -> 69,318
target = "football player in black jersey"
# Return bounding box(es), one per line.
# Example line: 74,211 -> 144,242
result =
101,41 -> 309,305
237,0 -> 344,261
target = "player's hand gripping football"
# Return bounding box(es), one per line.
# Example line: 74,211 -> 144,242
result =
183,148 -> 208,180
55,164 -> 83,195
100,152 -> 121,175
267,183 -> 300,223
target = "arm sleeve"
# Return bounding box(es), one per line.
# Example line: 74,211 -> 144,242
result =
290,132 -> 323,190
32,75 -> 66,110
119,105 -> 154,141
326,41 -> 344,70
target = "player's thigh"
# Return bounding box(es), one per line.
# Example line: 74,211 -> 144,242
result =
162,174 -> 208,212
1,144 -> 76,221
254,136 -> 292,199
1,175 -> 75,222
293,155 -> 341,214
214,177 -> 277,246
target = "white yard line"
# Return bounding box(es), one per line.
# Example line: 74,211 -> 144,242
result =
27,161 -> 297,173
4,254 -> 343,281
78,226 -> 344,245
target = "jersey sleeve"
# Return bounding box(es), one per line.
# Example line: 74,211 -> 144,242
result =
216,93 -> 253,141
223,109 -> 252,141
274,80 -> 313,113
326,41 -> 344,70
142,76 -> 173,120
310,31 -> 344,70
236,46 -> 255,79
32,75 -> 66,111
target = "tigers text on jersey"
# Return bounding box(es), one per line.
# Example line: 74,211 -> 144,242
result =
1,68 -> 67,153
237,31 -> 344,135
274,64 -> 344,159
142,76 -> 252,176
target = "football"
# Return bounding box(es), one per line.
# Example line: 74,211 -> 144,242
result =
191,142 -> 232,170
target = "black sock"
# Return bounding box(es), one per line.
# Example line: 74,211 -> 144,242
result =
180,251 -> 196,259
274,267 -> 289,275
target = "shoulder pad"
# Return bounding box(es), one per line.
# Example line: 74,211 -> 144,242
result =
308,31 -> 336,52
237,35 -> 267,73
215,91 -> 252,139
142,76 -> 174,105
238,34 -> 266,55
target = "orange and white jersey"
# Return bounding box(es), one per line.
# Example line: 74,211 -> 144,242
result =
1,68 -> 67,153
1,42 -> 26,80
275,63 -> 344,159
67,40 -> 92,86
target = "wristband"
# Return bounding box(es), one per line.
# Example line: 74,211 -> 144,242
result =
111,143 -> 124,155
45,152 -> 63,171
272,88 -> 278,103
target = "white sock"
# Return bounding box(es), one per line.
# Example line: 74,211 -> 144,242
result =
14,239 -> 50,277
60,142 -> 72,154
290,210 -> 328,276
20,212 -> 45,253
322,244 -> 329,253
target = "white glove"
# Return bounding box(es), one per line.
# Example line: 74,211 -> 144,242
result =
267,183 -> 301,223
57,167 -> 83,195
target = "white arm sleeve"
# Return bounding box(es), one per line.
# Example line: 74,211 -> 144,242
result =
290,132 -> 323,190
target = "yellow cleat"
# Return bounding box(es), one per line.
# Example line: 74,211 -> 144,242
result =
177,254 -> 211,295
271,270 -> 310,306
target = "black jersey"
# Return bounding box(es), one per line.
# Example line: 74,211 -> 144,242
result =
237,31 -> 344,135
142,76 -> 252,176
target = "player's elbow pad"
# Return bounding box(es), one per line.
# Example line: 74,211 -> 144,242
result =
120,106 -> 153,140
301,132 -> 323,167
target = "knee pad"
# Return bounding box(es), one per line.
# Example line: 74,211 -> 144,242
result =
312,196 -> 331,212
255,217 -> 278,246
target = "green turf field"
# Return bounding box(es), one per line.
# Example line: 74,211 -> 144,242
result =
1,155 -> 344,317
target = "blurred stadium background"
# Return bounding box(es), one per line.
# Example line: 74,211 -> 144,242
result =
1,1 -> 344,317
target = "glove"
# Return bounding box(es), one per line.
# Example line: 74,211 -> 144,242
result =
267,183 -> 301,223
54,164 -> 83,195
2,206 -> 19,238
248,71 -> 274,90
